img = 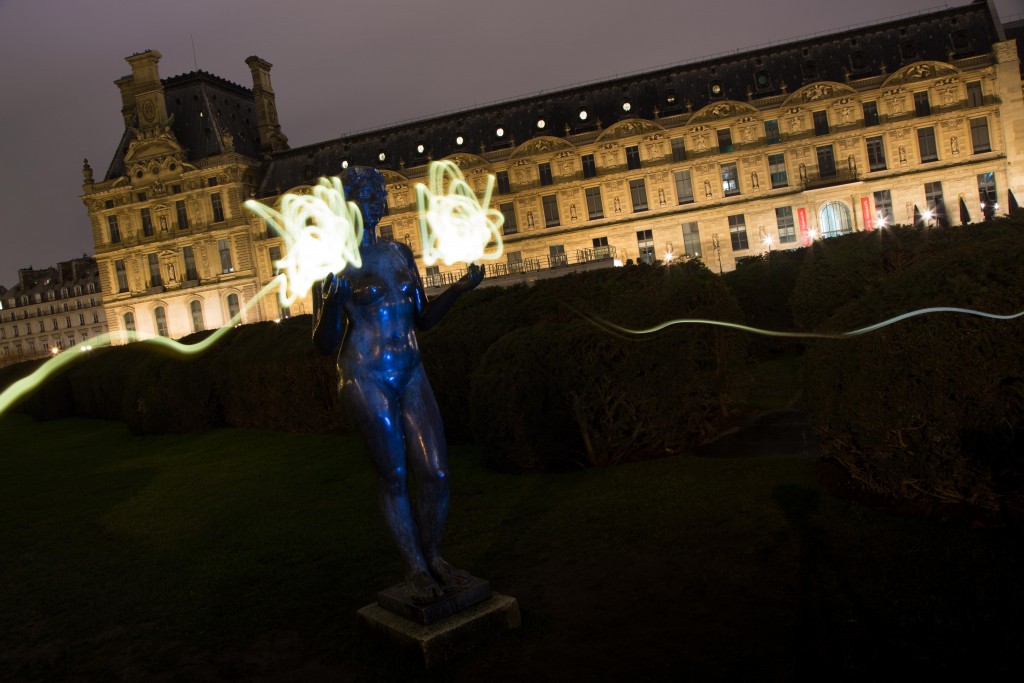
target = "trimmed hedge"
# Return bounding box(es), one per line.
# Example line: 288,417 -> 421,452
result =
799,218 -> 1024,516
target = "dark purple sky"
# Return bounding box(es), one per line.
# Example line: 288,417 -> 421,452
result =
0,0 -> 1018,287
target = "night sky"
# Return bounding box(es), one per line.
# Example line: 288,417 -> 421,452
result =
0,0 -> 1018,287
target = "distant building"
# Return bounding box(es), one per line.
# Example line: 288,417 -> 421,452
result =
83,0 -> 1023,341
0,257 -> 108,366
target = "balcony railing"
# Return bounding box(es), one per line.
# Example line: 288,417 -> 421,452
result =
801,168 -> 860,191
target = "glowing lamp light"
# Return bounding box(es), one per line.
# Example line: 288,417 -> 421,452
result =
417,144 -> 425,154
536,119 -> 546,129
763,235 -> 774,247
341,160 -> 349,169
808,228 -> 818,240
994,203 -> 1000,210
579,110 -> 588,121
50,347 -> 59,355
378,152 -> 387,162
244,176 -> 364,307
496,127 -> 504,137
415,160 -> 505,267
923,209 -> 935,221
613,259 -> 624,267
456,135 -> 464,146
622,102 -> 632,112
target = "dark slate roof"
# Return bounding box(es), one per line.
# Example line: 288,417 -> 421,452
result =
104,71 -> 263,181
1004,19 -> 1024,64
4,259 -> 100,303
258,1 -> 1001,196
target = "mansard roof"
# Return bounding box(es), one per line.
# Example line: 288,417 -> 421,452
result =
258,1 -> 1002,196
104,71 -> 263,181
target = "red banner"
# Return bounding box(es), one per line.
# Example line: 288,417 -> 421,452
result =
861,197 -> 874,231
798,208 -> 809,246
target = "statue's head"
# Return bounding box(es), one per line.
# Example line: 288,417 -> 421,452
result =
342,166 -> 387,228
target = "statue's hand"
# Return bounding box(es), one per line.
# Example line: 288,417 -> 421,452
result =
322,272 -> 352,306
457,263 -> 485,292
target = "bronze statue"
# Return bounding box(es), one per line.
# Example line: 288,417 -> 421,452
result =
313,166 -> 484,603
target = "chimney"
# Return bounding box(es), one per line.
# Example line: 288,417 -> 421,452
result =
115,75 -> 136,128
245,56 -> 289,154
125,50 -> 168,130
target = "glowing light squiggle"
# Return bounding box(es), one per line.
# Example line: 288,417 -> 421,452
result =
0,278 -> 283,417
244,177 -> 363,306
577,306 -> 1024,340
416,160 -> 504,266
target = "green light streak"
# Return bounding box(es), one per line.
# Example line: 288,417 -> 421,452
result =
0,278 -> 283,417
580,306 -> 1024,340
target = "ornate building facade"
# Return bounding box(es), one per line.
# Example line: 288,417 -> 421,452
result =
0,257 -> 108,367
83,1 -> 1023,340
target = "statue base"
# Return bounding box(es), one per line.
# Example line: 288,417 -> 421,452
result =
357,588 -> 520,669
377,576 -> 492,625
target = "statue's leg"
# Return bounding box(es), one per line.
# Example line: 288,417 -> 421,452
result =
402,366 -> 473,589
342,371 -> 443,602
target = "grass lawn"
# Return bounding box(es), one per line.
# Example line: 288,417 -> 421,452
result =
2,412 -> 1022,681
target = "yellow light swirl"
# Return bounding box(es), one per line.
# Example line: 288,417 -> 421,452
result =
415,160 -> 504,266
244,176 -> 364,306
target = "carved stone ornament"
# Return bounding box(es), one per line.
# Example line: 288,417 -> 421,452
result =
602,180 -> 625,191
379,169 -> 410,184
883,61 -> 959,87
442,153 -> 488,170
887,127 -> 910,140
739,125 -> 757,143
692,132 -> 711,153
649,171 -> 669,183
782,82 -> 856,108
695,162 -> 715,174
686,101 -> 758,126
510,136 -> 575,158
940,117 -> 965,130
594,119 -> 665,143
791,146 -> 810,159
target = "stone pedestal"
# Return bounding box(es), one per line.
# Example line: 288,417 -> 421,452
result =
357,591 -> 520,668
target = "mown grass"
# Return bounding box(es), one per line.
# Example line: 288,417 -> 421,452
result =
2,413 -> 1022,681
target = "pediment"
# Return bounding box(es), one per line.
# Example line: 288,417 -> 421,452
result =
509,136 -> 577,158
440,153 -> 491,170
781,82 -> 858,108
882,61 -> 961,88
686,101 -> 758,125
594,119 -> 665,144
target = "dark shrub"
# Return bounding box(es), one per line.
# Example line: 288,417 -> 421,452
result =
722,248 -> 806,358
802,220 -> 1024,517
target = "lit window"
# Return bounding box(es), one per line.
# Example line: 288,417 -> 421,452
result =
636,230 -> 655,264
728,214 -> 749,251
720,163 -> 740,196
681,222 -> 701,257
768,154 -> 788,188
775,207 -> 796,243
218,238 -> 234,273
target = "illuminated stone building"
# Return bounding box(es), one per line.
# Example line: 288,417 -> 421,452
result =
0,257 -> 108,367
84,1 -> 1022,339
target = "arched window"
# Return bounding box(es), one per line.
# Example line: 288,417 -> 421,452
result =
190,300 -> 205,333
74,285 -> 82,296
819,201 -> 853,239
124,312 -> 136,333
226,293 -> 240,321
154,307 -> 168,337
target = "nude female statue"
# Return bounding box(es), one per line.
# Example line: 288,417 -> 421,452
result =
313,166 -> 484,603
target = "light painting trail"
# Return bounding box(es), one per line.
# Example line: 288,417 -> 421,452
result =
244,176 -> 364,307
415,160 -> 505,266
577,306 -> 1024,340
0,278 -> 283,417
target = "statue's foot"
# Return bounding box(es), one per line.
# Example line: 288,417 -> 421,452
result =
429,557 -> 474,589
406,570 -> 445,604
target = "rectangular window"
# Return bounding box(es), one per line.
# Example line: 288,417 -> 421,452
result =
917,127 -> 938,162
866,136 -> 887,172
549,244 -> 567,267
816,145 -> 837,177
681,222 -> 701,258
506,250 -> 523,274
211,192 -> 225,222
496,170 -> 511,194
728,214 -> 749,251
674,170 -> 694,204
38,321 -> 44,333
499,202 -> 517,234
978,172 -> 997,218
863,101 -> 879,126
925,181 -> 946,225
914,91 -> 931,117
717,128 -> 733,153
775,207 -> 796,243
141,208 -> 154,237
592,236 -> 612,260
764,119 -> 781,144
137,192 -> 147,202
626,145 -> 641,170
581,154 -> 597,179
585,187 -> 604,220
768,154 -> 788,188
107,215 -> 121,243
147,253 -> 162,287
970,117 -> 991,153
218,238 -> 234,272
268,246 -> 282,275
720,163 -> 740,196
542,194 -> 560,227
183,246 -> 198,280
539,162 -> 553,186
966,81 -> 983,107
115,259 -> 128,292
176,200 -> 189,230
78,314 -> 85,326
671,138 -> 687,162
378,224 -> 393,240
813,111 -> 830,136
172,184 -> 182,194
636,230 -> 655,265
629,179 -> 649,212
65,316 -> 71,329
425,265 -> 441,287
104,199 -> 115,209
